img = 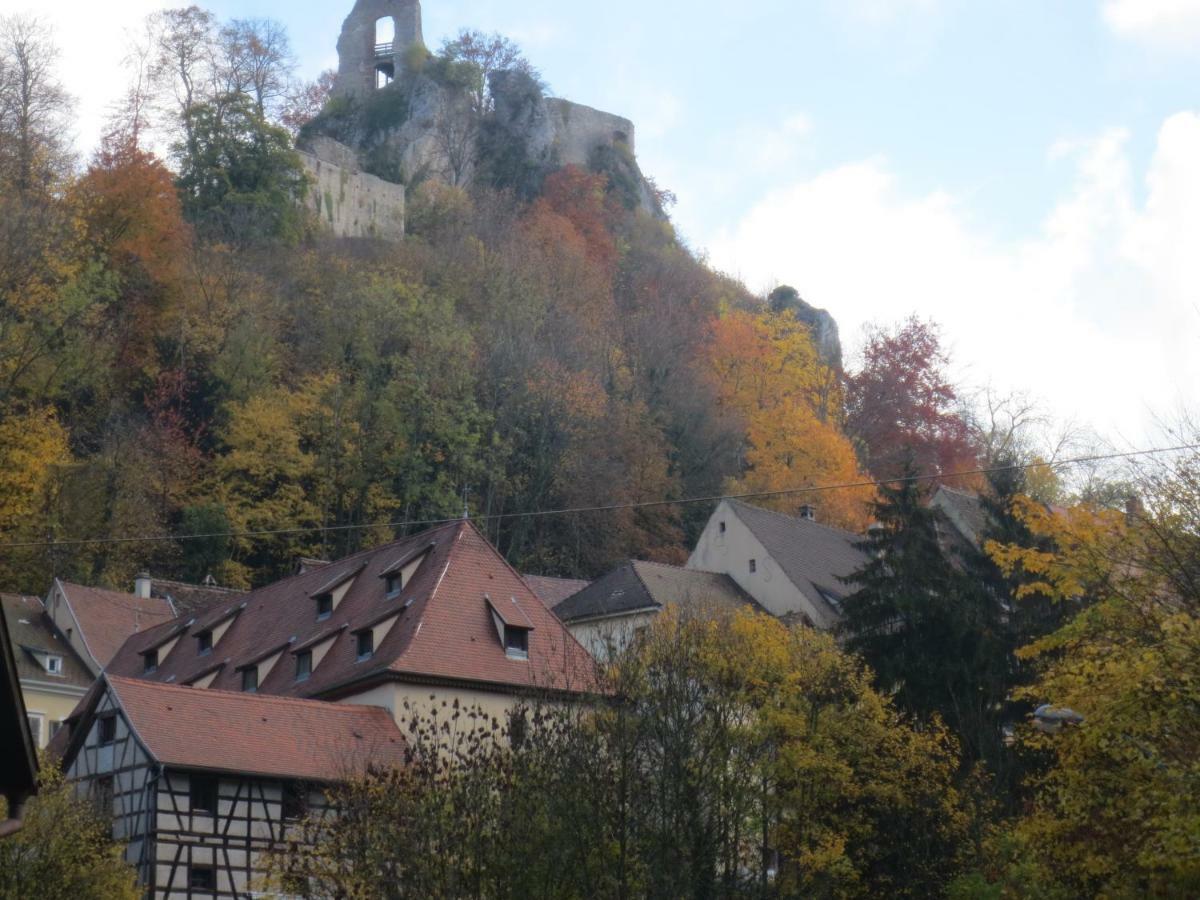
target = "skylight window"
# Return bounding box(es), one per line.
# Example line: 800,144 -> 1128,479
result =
196,630 -> 213,656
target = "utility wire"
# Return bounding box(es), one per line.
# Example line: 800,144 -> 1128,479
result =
3,443 -> 1196,551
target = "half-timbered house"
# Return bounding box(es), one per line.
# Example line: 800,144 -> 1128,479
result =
57,674 -> 406,897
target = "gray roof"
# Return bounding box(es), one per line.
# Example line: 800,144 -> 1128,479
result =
554,561 -> 762,623
931,486 -> 990,549
1,594 -> 92,690
149,578 -> 246,619
727,500 -> 869,626
523,574 -> 592,611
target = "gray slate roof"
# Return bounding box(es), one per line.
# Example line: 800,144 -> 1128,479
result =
554,560 -> 763,623
727,500 -> 869,626
523,574 -> 592,611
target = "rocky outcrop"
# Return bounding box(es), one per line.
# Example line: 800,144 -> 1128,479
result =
769,286 -> 844,369
297,0 -> 659,240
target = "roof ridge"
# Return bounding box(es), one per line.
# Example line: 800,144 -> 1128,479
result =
631,559 -> 727,577
728,498 -> 863,538
936,484 -> 980,499
107,674 -> 391,715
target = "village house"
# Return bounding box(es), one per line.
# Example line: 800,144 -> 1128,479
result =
47,520 -> 595,896
45,576 -> 242,677
0,599 -> 38,839
1,594 -> 91,749
553,560 -> 765,659
687,499 -> 869,630
99,519 -> 597,729
55,674 -> 406,897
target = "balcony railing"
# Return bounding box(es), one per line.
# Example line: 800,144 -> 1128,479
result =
374,43 -> 394,57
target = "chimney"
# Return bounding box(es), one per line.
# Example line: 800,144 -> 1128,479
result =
799,504 -> 817,522
134,572 -> 152,599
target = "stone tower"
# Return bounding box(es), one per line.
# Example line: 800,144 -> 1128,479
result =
335,0 -> 424,99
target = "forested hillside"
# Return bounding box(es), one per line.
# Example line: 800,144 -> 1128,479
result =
1,10 -> 1013,592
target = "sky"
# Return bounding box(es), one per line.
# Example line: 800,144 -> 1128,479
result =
9,0 -> 1200,448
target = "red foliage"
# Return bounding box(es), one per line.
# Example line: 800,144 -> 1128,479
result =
846,317 -> 978,482
534,166 -> 620,272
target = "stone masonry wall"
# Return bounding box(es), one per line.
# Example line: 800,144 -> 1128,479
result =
299,136 -> 406,240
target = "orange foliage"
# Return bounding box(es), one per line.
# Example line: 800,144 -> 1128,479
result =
707,309 -> 874,531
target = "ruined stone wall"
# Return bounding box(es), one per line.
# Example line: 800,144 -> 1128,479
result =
298,136 -> 406,240
542,99 -> 636,168
335,0 -> 424,99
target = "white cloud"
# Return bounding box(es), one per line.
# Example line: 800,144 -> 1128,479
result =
707,114 -> 1200,443
1103,0 -> 1200,47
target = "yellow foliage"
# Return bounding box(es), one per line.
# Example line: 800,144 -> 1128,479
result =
707,309 -> 873,530
0,406 -> 70,534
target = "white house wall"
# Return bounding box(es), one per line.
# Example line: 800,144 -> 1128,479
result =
566,610 -> 657,661
687,500 -> 824,624
66,686 -> 157,884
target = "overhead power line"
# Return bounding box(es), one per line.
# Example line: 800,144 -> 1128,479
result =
2,443 -> 1196,552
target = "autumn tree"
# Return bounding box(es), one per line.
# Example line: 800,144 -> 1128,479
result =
846,317 -> 977,483
707,307 -> 873,530
0,766 -> 140,900
977,442 -> 1200,896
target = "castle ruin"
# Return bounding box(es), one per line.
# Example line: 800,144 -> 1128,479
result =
297,0 -> 656,240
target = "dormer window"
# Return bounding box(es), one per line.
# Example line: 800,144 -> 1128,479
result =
356,630 -> 374,661
315,593 -> 333,621
295,650 -> 312,682
196,630 -> 213,656
98,715 -> 116,745
241,667 -> 258,693
719,521 -> 727,534
749,559 -> 758,574
504,625 -> 529,660
44,654 -> 63,675
385,574 -> 401,598
143,649 -> 158,674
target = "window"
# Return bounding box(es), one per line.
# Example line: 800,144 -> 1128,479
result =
190,774 -> 218,814
315,593 -> 333,621
282,782 -> 309,821
508,707 -> 528,748
356,630 -> 374,661
749,559 -> 758,574
196,630 -> 213,656
44,654 -> 63,675
93,775 -> 114,815
719,520 -> 727,534
27,713 -> 43,747
98,715 -> 117,745
189,865 -> 216,891
143,648 -> 158,674
295,650 -> 313,682
385,573 -> 401,597
50,719 -> 64,738
241,667 -> 259,693
504,625 -> 529,660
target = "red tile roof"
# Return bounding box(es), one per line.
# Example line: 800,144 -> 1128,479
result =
106,522 -> 598,699
58,582 -> 175,669
106,675 -> 406,780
